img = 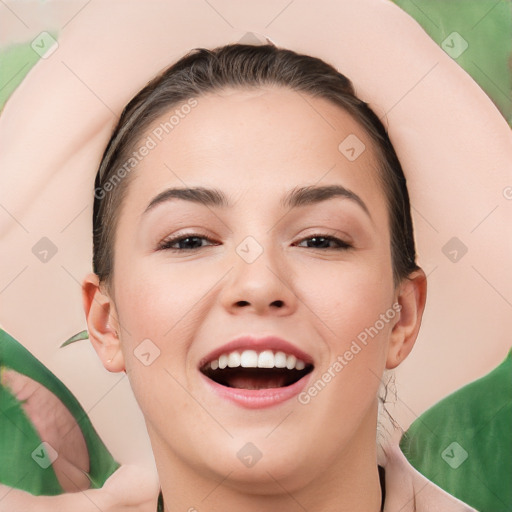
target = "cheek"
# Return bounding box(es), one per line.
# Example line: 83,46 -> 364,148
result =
297,258 -> 394,405
111,265 -> 196,422
298,256 -> 394,342
112,256 -> 219,367
277,260 -> 395,461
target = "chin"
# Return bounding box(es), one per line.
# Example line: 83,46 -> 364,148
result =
189,428 -> 327,493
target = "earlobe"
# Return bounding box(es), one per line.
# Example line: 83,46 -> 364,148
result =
386,269 -> 427,369
82,272 -> 125,373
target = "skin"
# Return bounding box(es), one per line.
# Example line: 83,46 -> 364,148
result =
0,465 -> 159,512
82,86 -> 426,512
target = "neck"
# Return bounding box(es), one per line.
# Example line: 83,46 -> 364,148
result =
151,412 -> 383,512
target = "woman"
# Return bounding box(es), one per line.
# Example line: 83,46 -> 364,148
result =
81,43 -> 475,511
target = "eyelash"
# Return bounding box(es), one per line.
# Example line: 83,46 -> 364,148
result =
157,232 -> 353,252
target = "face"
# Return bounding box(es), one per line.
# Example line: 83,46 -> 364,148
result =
90,86 -> 421,492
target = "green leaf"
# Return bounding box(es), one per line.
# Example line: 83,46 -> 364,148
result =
1,327 -> 121,494
60,329 -> 89,348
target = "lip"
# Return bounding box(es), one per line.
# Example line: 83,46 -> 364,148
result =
199,368 -> 313,409
198,335 -> 314,369
197,335 -> 314,409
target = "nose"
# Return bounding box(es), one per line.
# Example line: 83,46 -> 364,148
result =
219,236 -> 298,316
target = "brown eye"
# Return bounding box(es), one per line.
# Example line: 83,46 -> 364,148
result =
295,234 -> 352,250
158,233 -> 218,251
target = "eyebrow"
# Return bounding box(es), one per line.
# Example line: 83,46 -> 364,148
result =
143,184 -> 372,220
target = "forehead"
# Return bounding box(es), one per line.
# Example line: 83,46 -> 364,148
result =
123,86 -> 387,217
167,86 -> 372,165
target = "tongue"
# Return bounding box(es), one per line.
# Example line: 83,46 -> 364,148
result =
227,374 -> 289,390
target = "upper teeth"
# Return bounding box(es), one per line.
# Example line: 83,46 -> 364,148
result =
208,350 -> 307,371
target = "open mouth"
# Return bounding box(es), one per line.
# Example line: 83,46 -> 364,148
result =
200,349 -> 314,390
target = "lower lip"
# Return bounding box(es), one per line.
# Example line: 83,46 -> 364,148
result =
199,371 -> 313,409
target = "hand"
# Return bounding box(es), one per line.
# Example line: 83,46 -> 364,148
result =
0,465 -> 160,512
96,464 -> 161,512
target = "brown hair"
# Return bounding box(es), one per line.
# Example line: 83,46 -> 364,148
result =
93,43 -> 420,291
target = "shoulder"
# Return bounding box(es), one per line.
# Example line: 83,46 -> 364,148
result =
380,440 -> 478,512
399,350 -> 512,510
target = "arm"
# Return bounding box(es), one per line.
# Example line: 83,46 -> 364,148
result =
0,465 -> 160,512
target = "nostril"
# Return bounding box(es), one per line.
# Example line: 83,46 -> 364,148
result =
233,299 -> 285,308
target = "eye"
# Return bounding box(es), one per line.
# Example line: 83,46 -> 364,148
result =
157,233 -> 218,251
157,232 -> 352,252
294,234 -> 352,250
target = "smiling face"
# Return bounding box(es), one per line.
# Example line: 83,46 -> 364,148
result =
83,86 -> 426,500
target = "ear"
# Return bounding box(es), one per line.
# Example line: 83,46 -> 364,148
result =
82,272 -> 125,373
386,268 -> 427,369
